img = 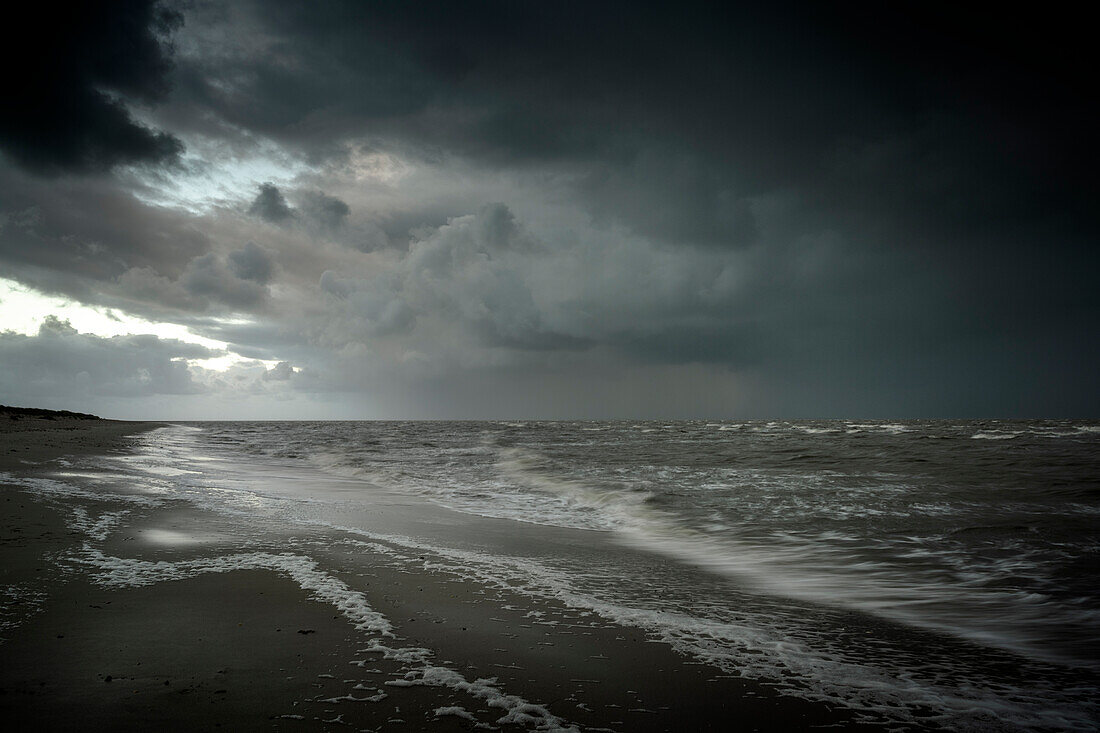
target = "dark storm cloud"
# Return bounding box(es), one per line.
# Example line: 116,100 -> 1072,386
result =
0,168 -> 283,319
247,183 -> 352,237
578,150 -> 759,249
249,183 -> 294,223
162,0 -> 1096,250
0,0 -> 184,175
316,203 -> 571,345
0,167 -> 209,284
227,242 -> 274,284
0,162 -> 294,320
297,191 -> 350,231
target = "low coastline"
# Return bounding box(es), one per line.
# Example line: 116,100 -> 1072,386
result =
2,417 -> 905,731
0,411 -> 163,470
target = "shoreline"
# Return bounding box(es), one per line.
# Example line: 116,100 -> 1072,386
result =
2,418 -> 912,731
1,415 -> 165,471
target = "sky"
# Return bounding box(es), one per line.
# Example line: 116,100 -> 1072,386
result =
0,0 -> 1096,420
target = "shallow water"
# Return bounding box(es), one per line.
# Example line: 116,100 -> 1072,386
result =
43,420 -> 1100,729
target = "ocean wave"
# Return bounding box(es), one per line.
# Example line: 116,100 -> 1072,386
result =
66,422 -> 1100,731
331,529 -> 1100,732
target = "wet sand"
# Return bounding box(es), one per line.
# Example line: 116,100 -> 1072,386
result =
0,417 -> 897,731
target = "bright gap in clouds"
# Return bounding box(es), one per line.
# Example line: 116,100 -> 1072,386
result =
124,130 -> 314,214
0,277 -> 276,372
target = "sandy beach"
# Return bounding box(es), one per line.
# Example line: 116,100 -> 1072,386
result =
0,416 -> 902,732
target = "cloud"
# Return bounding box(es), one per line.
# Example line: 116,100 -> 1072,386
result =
0,0 -> 184,175
105,245 -> 276,317
0,316 -> 326,418
111,248 -> 272,316
227,241 -> 274,284
249,183 -> 294,223
115,266 -> 200,311
0,317 -> 214,400
0,167 -> 211,285
298,190 -> 350,231
155,1 -> 1095,241
0,1 -> 1097,418
316,203 -> 557,349
180,248 -> 270,309
263,361 -> 294,381
305,201 -> 767,367
578,149 -> 758,248
247,183 -> 353,239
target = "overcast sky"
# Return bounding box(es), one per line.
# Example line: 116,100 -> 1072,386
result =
0,1 -> 1095,419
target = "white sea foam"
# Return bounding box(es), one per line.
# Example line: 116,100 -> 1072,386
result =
0,472 -> 162,507
71,540 -> 582,731
69,507 -> 130,541
386,667 -> 578,731
844,422 -> 913,434
971,431 -> 1020,440
797,426 -> 842,434
433,705 -> 479,722
331,532 -> 1100,732
72,546 -> 394,635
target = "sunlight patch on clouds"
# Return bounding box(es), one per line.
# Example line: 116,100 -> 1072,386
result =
125,131 -> 314,214
0,277 -> 277,372
187,353 -> 282,372
346,147 -> 410,183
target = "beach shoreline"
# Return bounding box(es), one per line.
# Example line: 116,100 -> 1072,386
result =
2,417 -> 913,731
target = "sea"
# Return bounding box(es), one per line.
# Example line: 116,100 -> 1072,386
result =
33,419 -> 1100,729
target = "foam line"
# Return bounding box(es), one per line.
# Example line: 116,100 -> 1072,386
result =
72,545 -> 581,732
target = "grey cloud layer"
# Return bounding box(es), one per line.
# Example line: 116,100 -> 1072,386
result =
0,316 -> 212,399
0,316 -> 309,417
0,1 -> 1095,417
